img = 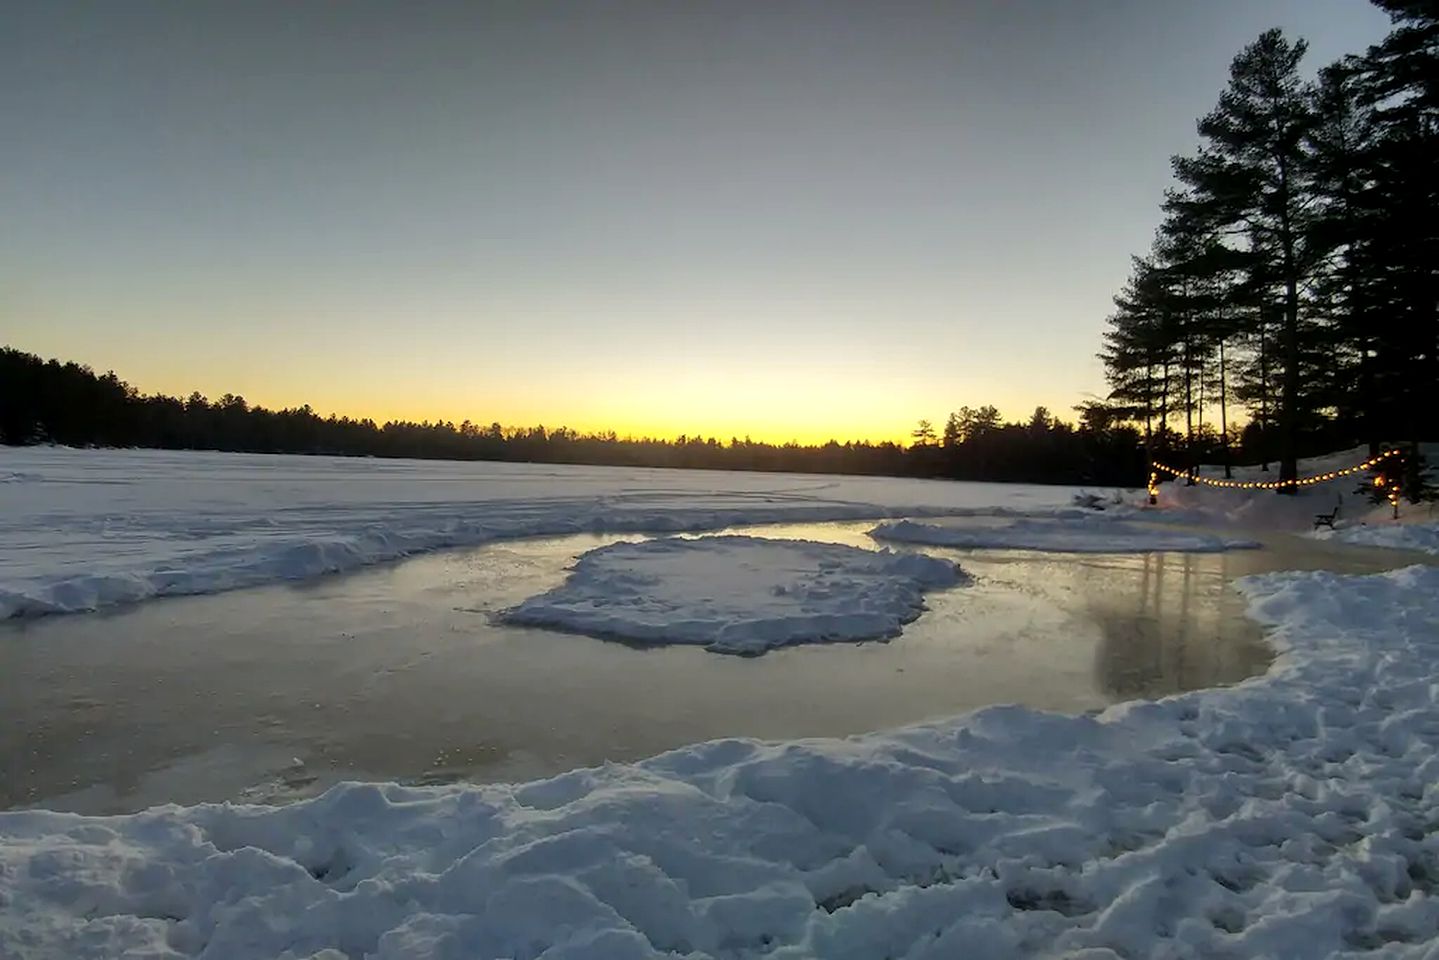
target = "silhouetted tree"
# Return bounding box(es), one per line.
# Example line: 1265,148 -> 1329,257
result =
1173,29 -> 1318,490
1099,10 -> 1436,490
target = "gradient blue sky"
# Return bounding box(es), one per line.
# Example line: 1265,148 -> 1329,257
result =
2,1 -> 1393,442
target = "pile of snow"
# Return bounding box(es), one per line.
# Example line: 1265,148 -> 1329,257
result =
0,448 -> 1089,619
870,515 -> 1258,553
5,564 -> 1439,958
501,535 -> 963,655
1323,522 -> 1439,556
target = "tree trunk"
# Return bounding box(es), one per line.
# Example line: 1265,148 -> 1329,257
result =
1159,360 -> 1170,455
1279,275 -> 1300,493
1184,330 -> 1196,486
1196,349 -> 1205,436
1276,151 -> 1299,494
1361,343 -> 1379,458
1220,338 -> 1232,478
1144,363 -> 1154,450
1259,317 -> 1270,472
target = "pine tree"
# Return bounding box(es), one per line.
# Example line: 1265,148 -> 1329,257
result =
1098,6 -> 1435,474
1174,29 -> 1318,491
941,413 -> 962,449
1355,0 -> 1439,444
1153,196 -> 1243,479
1307,60 -> 1383,452
1101,258 -> 1177,457
1162,189 -> 1254,478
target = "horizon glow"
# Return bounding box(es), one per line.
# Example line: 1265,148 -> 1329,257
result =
2,1 -> 1392,445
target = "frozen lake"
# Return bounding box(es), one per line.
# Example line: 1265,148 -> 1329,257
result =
6,517 -> 1420,815
9,451 -> 1439,960
5,450 -> 1432,817
0,447 -> 1087,618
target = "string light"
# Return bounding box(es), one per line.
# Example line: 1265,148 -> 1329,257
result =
1148,448 -> 1400,492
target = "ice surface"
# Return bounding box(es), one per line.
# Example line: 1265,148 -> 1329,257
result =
870,515 -> 1259,553
0,448 -> 1087,619
5,563 -> 1439,958
501,535 -> 963,654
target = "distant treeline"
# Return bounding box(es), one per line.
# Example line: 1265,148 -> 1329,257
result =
2,347 -> 1147,486
1099,2 -> 1438,487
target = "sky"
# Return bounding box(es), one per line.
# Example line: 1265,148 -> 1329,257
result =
2,1 -> 1394,444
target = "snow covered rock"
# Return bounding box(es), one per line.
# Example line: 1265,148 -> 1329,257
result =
500,535 -> 964,655
870,515 -> 1259,553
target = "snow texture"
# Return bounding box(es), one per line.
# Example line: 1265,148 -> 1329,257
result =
870,515 -> 1259,553
0,448 -> 1086,620
1323,523 -> 1439,556
501,536 -> 963,655
6,563 -> 1439,959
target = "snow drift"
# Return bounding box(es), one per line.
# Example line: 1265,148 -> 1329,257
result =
1323,523 -> 1439,556
5,563 -> 1439,958
870,515 -> 1259,553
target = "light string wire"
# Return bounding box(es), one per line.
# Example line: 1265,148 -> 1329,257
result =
1146,448 -> 1402,499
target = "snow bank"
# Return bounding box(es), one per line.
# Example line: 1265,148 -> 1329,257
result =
0,448 -> 1088,620
1143,444 -> 1439,535
1324,522 -> 1439,556
870,515 -> 1258,553
7,563 -> 1439,958
501,536 -> 963,655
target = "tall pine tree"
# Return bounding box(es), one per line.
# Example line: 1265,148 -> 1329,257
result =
1173,29 -> 1317,491
1356,0 -> 1439,444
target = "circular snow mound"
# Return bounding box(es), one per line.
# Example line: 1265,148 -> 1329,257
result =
501,535 -> 963,655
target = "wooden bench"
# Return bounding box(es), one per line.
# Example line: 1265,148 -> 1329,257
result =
1313,506 -> 1339,530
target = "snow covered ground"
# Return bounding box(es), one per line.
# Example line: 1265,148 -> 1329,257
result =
871,515 -> 1259,553
8,445 -> 1425,622
6,445 -> 1439,958
0,448 -> 1086,619
1151,445 -> 1439,542
5,563 -> 1439,959
501,536 -> 963,654
1324,523 -> 1439,556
